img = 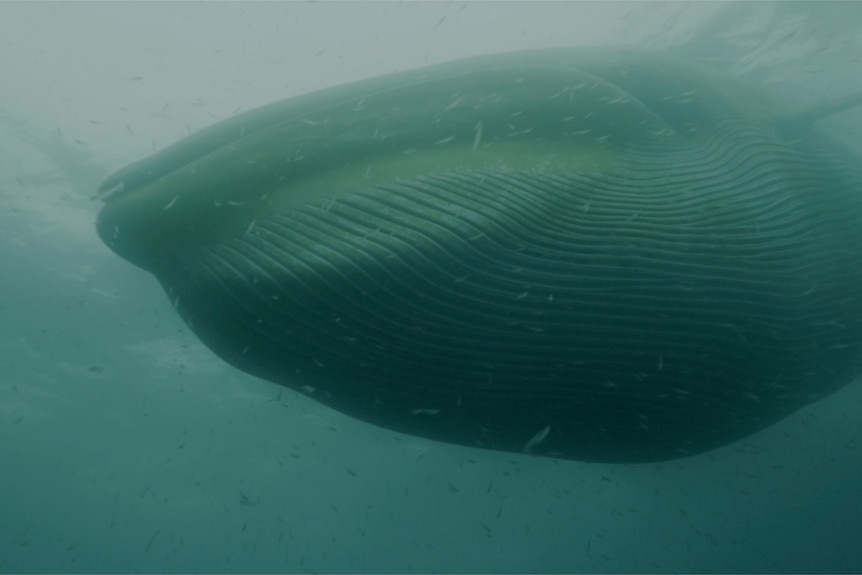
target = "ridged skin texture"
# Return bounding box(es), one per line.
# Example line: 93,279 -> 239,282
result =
97,48 -> 862,462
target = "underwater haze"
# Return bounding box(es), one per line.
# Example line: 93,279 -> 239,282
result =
2,2 -> 862,573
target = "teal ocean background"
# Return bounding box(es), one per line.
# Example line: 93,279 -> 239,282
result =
1,2 -> 861,572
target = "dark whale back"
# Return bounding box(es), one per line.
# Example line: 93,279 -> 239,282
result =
96,47 -> 862,463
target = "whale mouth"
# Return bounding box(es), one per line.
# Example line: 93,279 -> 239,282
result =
93,180 -> 125,201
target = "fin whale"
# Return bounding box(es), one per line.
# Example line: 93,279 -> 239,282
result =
96,47 -> 862,463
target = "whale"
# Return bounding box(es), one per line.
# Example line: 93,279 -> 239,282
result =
95,47 -> 862,463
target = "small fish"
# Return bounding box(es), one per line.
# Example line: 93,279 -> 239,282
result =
472,121 -> 483,151
445,96 -> 463,111
239,491 -> 259,506
522,424 -> 551,455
